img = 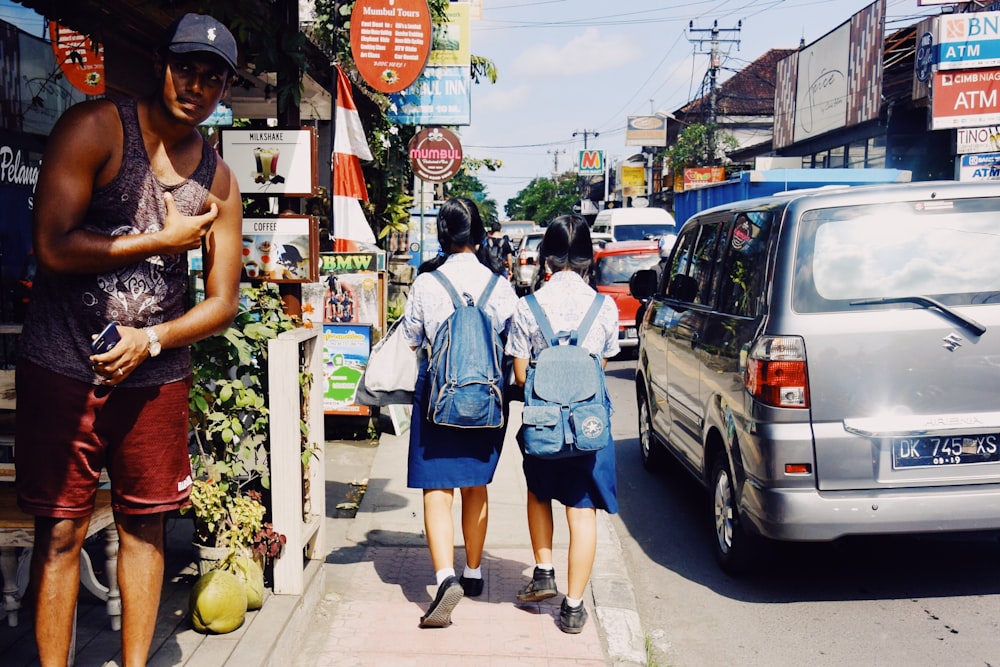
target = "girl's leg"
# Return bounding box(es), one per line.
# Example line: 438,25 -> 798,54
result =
526,490 -> 554,563
564,506 -> 597,600
423,488 -> 455,572
459,485 -> 488,569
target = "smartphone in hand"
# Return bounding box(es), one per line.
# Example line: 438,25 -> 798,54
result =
91,321 -> 121,354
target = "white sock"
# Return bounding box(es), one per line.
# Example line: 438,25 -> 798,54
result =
462,565 -> 482,580
565,596 -> 583,608
536,563 -> 554,571
435,568 -> 456,586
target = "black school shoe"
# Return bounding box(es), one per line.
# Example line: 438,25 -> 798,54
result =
459,575 -> 484,597
559,598 -> 588,634
419,576 -> 464,628
516,566 -> 558,602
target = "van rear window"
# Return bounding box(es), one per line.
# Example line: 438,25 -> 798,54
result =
793,197 -> 1000,312
614,224 -> 676,241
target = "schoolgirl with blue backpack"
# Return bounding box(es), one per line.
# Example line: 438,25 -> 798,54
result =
399,197 -> 518,629
504,214 -> 621,635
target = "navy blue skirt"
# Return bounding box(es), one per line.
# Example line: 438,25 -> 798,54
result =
407,360 -> 507,489
517,428 -> 619,513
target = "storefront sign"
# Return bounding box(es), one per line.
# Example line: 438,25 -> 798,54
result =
931,69 -> 1000,129
625,115 -> 667,147
956,125 -> 1000,153
241,216 -> 319,283
350,0 -> 432,93
937,11 -> 1000,70
683,167 -> 726,191
408,127 -> 462,183
958,152 -> 1000,181
387,66 -> 471,126
578,150 -> 604,175
221,128 -> 318,196
321,323 -> 372,416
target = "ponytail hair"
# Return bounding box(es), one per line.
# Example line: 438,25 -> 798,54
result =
533,214 -> 593,290
418,197 -> 503,275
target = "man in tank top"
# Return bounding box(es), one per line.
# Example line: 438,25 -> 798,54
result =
15,14 -> 243,666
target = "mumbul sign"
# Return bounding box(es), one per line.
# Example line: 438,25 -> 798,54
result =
408,127 -> 463,183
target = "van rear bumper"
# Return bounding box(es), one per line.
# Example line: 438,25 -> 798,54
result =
741,481 -> 1000,541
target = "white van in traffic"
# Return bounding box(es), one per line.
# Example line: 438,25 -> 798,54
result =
592,206 -> 676,242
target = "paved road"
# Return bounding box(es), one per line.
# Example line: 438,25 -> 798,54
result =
602,355 -> 1000,667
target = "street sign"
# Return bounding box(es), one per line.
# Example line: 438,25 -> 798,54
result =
578,150 -> 604,175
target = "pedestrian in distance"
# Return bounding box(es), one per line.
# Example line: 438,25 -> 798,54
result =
15,13 -> 243,666
401,197 -> 519,628
486,221 -> 515,279
505,214 -> 620,634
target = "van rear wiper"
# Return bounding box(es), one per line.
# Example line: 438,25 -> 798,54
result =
849,296 -> 986,337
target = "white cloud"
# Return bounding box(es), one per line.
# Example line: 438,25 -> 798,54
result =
476,83 -> 533,114
510,28 -> 642,79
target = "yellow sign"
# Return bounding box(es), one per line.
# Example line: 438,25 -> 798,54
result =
621,166 -> 646,197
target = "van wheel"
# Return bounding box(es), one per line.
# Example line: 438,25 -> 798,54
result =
710,454 -> 765,574
638,386 -> 666,472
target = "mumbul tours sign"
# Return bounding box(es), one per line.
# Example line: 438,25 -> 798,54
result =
350,0 -> 432,93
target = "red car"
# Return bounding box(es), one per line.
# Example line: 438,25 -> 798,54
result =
592,241 -> 660,350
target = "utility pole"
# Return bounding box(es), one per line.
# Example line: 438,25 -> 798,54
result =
572,129 -> 599,149
688,19 -> 741,164
547,148 -> 565,177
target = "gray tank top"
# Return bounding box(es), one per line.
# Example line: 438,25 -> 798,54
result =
21,97 -> 217,387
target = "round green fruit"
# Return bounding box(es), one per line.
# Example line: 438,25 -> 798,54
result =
190,569 -> 248,634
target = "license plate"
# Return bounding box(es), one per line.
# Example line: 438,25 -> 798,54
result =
892,434 -> 1000,468
624,327 -> 637,339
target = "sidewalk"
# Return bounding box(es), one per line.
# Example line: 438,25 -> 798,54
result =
292,402 -> 647,666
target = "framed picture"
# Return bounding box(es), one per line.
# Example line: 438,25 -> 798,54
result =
242,216 -> 319,283
221,127 -> 318,196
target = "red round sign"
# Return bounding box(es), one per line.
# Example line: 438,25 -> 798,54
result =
350,0 -> 432,94
409,127 -> 463,183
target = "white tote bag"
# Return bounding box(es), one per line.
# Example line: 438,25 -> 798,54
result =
364,318 -> 418,393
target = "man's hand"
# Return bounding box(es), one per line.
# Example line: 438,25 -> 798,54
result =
157,191 -> 219,253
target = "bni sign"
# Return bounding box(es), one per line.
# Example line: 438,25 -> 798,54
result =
578,150 -> 604,175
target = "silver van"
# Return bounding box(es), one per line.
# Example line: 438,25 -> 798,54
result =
631,181 -> 1000,572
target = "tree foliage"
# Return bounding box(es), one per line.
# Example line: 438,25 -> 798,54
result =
661,122 -> 739,171
505,176 -> 581,226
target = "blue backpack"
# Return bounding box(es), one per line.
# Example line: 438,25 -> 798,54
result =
520,293 -> 612,458
426,271 -> 506,429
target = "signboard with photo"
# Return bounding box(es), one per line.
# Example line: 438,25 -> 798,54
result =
221,128 -> 318,196
241,216 -> 319,283
321,323 -> 372,416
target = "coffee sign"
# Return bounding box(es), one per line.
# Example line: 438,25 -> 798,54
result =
350,0 -> 432,93
408,127 -> 462,183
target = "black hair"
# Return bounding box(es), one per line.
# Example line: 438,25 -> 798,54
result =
533,214 -> 593,291
490,221 -> 502,233
416,197 -> 503,275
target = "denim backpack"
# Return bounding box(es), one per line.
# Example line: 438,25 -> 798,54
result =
520,293 -> 612,458
426,271 -> 505,429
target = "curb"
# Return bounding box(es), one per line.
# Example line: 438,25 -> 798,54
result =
593,510 -> 647,665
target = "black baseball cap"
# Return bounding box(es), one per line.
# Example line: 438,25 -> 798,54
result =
163,13 -> 238,73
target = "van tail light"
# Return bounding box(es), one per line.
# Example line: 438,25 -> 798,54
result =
745,336 -> 809,409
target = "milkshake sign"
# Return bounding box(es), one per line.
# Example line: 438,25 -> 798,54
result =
220,128 -> 318,196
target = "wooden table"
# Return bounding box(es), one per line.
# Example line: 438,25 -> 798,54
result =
0,488 -> 121,630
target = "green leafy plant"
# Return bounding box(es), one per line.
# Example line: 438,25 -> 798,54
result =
187,284 -> 299,548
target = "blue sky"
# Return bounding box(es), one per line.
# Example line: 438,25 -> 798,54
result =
463,0 -> 942,213
0,0 -> 944,215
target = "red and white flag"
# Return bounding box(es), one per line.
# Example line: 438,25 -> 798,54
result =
333,66 -> 376,244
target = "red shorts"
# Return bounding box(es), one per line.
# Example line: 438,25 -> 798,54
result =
15,359 -> 193,518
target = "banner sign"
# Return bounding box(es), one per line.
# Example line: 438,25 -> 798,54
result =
578,150 -> 605,175
49,22 -> 104,95
936,11 -> 1000,70
958,152 -> 1000,181
931,69 -> 1000,129
387,66 -> 471,125
625,115 -> 667,147
683,167 -> 726,191
349,0 -> 432,93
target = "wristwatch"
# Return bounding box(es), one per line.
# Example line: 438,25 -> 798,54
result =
144,327 -> 162,358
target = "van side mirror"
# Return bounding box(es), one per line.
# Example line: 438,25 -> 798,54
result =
668,274 -> 698,302
630,269 -> 658,300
